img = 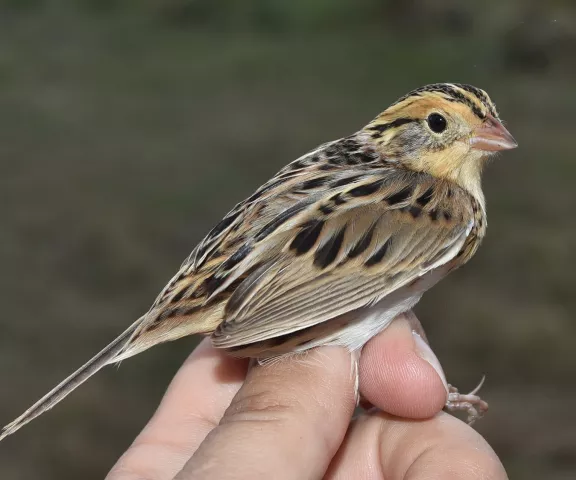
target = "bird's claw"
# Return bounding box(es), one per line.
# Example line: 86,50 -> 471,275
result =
444,375 -> 489,426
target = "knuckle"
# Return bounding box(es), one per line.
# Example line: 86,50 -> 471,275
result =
222,388 -> 302,425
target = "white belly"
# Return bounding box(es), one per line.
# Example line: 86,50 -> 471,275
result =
299,266 -> 449,352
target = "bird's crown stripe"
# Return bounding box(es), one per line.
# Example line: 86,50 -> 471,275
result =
391,83 -> 497,119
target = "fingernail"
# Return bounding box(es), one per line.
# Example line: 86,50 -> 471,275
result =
412,331 -> 449,393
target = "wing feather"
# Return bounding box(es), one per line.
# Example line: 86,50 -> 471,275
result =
210,169 -> 475,348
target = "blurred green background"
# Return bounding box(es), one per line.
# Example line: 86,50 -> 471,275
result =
0,1 -> 574,478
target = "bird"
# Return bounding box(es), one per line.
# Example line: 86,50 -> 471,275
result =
0,82 -> 517,441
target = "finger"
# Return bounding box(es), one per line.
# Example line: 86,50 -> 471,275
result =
326,411 -> 508,480
107,339 -> 249,480
176,346 -> 356,480
359,312 -> 448,418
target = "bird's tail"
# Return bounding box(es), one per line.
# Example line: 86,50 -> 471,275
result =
0,316 -> 143,442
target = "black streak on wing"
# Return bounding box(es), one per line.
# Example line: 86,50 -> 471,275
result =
170,286 -> 189,303
160,304 -> 202,322
246,178 -> 286,204
290,220 -> 324,255
324,145 -> 341,158
385,185 -> 414,205
203,275 -> 224,298
221,244 -> 253,271
287,159 -> 306,171
330,193 -> 347,205
331,174 -> 365,188
319,204 -> 334,215
348,179 -> 383,197
348,223 -> 377,259
298,177 -> 329,190
314,226 -> 347,269
408,206 -> 422,218
365,238 -> 392,267
206,209 -> 241,240
350,151 -> 378,164
318,163 -> 337,171
255,201 -> 311,241
416,187 -> 434,206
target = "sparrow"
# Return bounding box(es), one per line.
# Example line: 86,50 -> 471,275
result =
0,83 -> 517,441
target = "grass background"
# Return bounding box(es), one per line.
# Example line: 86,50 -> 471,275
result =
0,1 -> 575,478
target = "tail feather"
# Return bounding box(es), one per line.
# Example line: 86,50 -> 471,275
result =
0,317 -> 143,442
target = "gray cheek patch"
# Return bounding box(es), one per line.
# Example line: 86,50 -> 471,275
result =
392,124 -> 432,155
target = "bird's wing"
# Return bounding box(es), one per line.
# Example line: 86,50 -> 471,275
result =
126,139 -> 478,356
209,166 -> 476,348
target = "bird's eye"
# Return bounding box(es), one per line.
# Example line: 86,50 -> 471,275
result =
427,113 -> 447,133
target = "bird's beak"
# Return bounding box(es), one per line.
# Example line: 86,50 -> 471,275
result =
470,114 -> 518,152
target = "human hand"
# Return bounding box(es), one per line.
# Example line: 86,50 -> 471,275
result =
107,313 -> 507,480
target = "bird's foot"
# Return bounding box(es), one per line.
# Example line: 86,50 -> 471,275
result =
444,376 -> 489,425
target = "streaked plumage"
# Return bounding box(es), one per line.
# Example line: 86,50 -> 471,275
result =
0,83 -> 517,440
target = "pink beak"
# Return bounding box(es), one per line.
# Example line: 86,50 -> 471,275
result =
470,114 -> 518,152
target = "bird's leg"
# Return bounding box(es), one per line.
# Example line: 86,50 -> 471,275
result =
404,309 -> 489,425
444,376 -> 489,425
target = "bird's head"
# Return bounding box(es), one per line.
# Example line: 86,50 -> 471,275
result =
364,83 -> 517,200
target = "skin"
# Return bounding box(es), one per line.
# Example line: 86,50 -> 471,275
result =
106,312 -> 508,480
